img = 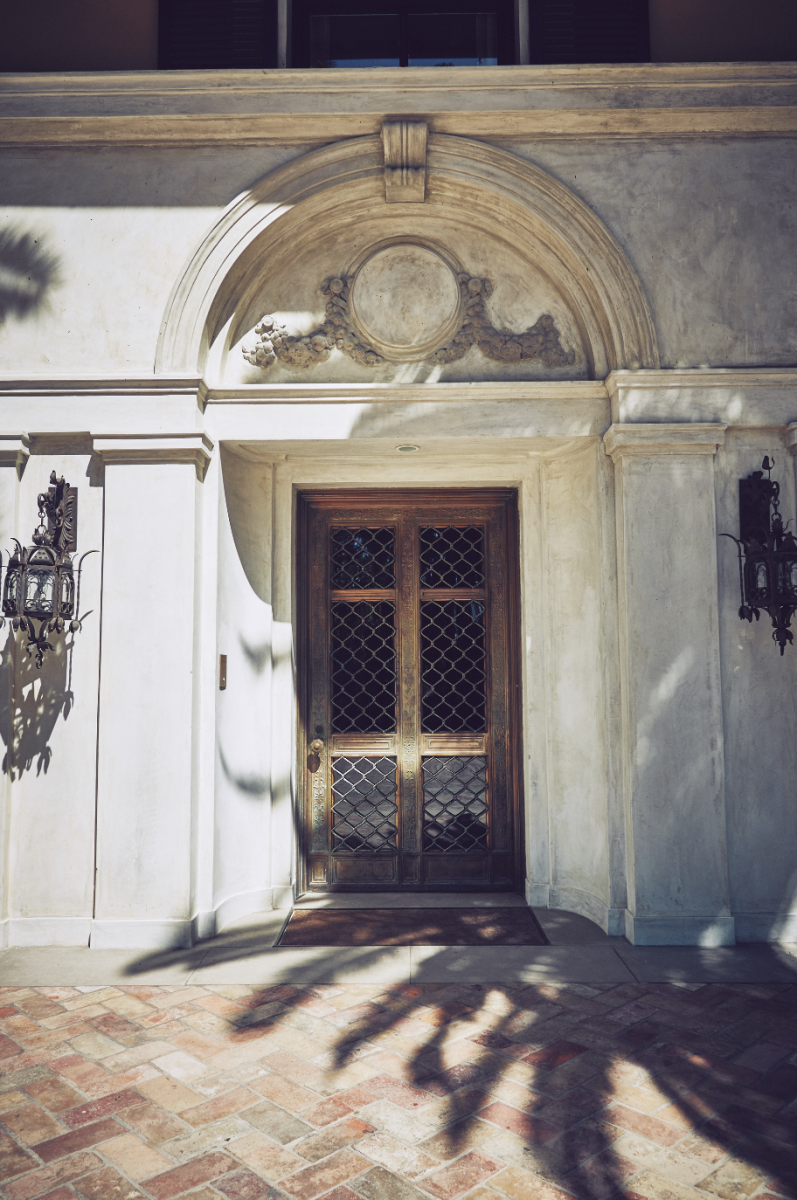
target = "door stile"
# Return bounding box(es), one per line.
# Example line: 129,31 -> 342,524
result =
397,515 -> 421,883
505,497 -> 525,890
307,504 -> 331,884
486,508 -> 509,876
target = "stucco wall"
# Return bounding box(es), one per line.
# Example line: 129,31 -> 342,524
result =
716,430 -> 797,943
2,141 -> 795,375
0,68 -> 795,947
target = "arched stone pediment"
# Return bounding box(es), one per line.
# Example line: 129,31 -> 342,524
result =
156,134 -> 659,381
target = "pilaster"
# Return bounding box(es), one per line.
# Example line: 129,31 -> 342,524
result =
92,432 -> 214,949
605,423 -> 733,945
0,444 -> 22,945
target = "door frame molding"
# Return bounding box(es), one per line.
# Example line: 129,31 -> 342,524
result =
295,486 -> 525,895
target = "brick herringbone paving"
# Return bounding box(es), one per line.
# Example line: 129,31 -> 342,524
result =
0,980 -> 795,1200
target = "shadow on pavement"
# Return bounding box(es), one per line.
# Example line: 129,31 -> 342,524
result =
112,918 -> 797,1199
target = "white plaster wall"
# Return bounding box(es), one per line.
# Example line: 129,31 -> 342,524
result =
213,450 -> 276,927
93,459 -> 199,947
2,450 -> 102,945
543,444 -> 615,928
0,460 -> 21,944
716,430 -> 797,943
1,104 -> 796,944
613,447 -> 732,944
510,139 -> 797,371
0,147 -> 307,374
2,138 -> 796,376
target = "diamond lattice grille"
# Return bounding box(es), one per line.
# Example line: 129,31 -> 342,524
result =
331,601 -> 397,733
423,756 -> 488,852
332,757 -> 398,852
331,527 -> 395,590
420,600 -> 486,733
420,526 -> 485,589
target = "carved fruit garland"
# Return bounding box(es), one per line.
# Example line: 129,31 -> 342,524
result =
243,274 -> 575,370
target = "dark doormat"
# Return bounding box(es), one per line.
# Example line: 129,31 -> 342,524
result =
278,907 -> 548,947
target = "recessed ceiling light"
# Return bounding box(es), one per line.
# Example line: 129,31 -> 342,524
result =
396,445 -> 420,453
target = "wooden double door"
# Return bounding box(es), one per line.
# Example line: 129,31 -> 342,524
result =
297,489 -> 523,892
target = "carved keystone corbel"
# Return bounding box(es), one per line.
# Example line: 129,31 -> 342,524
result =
382,120 -> 427,203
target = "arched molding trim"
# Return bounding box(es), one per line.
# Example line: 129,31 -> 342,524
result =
156,134 -> 659,378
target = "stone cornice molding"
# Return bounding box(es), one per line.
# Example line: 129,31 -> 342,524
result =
3,108 -> 794,147
787,423 -> 797,454
204,381 -> 609,404
607,368 -> 797,394
155,135 -> 659,379
2,65 -> 796,145
604,423 -> 727,461
0,376 -> 204,399
93,433 -> 214,479
0,434 -> 31,477
606,368 -> 797,426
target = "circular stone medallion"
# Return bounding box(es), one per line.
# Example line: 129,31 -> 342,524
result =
349,243 -> 462,361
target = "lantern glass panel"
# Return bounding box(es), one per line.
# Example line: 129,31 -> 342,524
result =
59,569 -> 75,615
3,567 -> 20,616
747,558 -> 768,602
776,562 -> 789,598
24,568 -> 55,616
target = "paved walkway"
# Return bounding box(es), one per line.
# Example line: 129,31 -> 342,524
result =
0,906 -> 795,989
0,907 -> 795,1200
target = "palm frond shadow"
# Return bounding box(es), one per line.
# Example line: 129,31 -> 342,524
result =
124,931 -> 797,1198
0,228 -> 60,322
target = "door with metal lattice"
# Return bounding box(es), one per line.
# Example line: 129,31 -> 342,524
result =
297,490 -> 522,892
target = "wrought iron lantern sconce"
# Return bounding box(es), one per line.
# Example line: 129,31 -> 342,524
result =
0,471 -> 96,668
722,457 -> 797,655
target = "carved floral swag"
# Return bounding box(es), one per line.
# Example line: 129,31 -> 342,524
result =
243,274 -> 575,371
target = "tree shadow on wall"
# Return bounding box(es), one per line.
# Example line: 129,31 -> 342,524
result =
0,628 -> 74,778
0,228 -> 59,323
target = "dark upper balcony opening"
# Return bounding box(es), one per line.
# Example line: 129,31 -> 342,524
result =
1,0 -> 795,73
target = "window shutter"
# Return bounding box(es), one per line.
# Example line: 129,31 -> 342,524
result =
159,0 -> 278,69
529,0 -> 649,64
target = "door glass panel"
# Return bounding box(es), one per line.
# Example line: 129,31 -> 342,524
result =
331,527 -> 395,589
420,525 -> 485,588
332,756 -> 399,851
309,14 -> 401,66
331,600 -> 397,732
421,599 -> 487,732
422,756 -> 488,850
408,12 -> 497,66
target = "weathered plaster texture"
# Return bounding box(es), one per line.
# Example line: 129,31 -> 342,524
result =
510,139 -> 797,370
716,429 -> 797,943
0,67 -> 795,947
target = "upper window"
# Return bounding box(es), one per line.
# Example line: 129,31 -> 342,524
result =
156,0 -> 650,71
293,0 -> 514,67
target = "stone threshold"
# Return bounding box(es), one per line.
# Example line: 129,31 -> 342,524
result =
293,892 -> 529,909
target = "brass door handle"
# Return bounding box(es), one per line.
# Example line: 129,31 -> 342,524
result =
308,738 -> 324,773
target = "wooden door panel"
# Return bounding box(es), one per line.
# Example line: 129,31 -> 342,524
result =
297,489 -> 522,892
